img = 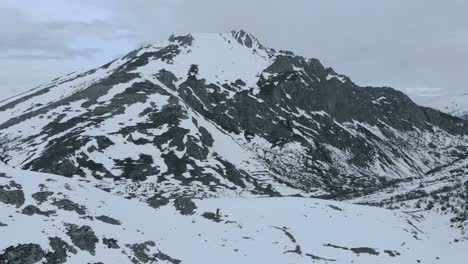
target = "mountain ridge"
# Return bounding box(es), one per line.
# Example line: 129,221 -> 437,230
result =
0,30 -> 468,263
0,30 -> 467,200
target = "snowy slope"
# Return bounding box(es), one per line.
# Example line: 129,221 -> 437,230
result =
0,30 -> 467,200
422,93 -> 468,120
1,165 -> 467,264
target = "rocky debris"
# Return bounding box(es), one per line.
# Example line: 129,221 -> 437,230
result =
31,191 -> 54,204
0,244 -> 44,264
127,241 -> 156,263
126,241 -> 180,264
95,215 -> 121,225
273,226 -> 303,255
21,205 -> 56,217
8,181 -> 22,189
64,224 -> 99,255
0,187 -> 25,208
384,250 -> 401,257
202,209 -> 222,222
52,199 -> 87,215
350,247 -> 380,256
103,238 -> 120,249
44,237 -> 77,264
0,222 -> 7,227
328,204 -> 343,211
173,197 -> 197,215
324,243 -> 380,256
154,251 -> 181,264
305,253 -> 336,261
146,194 -> 170,209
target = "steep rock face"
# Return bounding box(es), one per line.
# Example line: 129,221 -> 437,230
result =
0,30 -> 467,198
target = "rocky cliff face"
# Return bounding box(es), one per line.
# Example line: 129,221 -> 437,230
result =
0,30 -> 467,200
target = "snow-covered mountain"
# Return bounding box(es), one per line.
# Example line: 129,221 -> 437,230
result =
1,30 -> 466,198
421,93 -> 468,120
1,30 -> 467,263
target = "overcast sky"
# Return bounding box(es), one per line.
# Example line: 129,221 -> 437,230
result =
1,0 -> 467,103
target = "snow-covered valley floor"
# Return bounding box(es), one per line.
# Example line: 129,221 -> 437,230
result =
1,165 -> 467,264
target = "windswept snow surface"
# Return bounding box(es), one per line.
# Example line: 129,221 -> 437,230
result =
422,93 -> 468,120
1,165 -> 467,264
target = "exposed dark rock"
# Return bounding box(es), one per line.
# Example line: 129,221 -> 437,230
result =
127,241 -> 156,263
328,204 -> 343,211
324,243 -> 380,256
21,205 -> 56,217
52,199 -> 87,215
384,250 -> 401,257
0,222 -> 7,227
0,244 -> 44,264
146,194 -> 170,209
44,237 -> 77,264
305,253 -> 336,261
350,247 -> 379,256
31,191 -> 54,204
0,187 -> 25,208
173,197 -> 197,215
103,238 -> 120,249
154,251 -> 181,264
126,241 -> 180,264
202,210 -> 222,222
64,224 -> 99,255
95,215 -> 121,225
324,243 -> 349,250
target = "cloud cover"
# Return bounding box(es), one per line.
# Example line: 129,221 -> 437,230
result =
1,0 -> 467,102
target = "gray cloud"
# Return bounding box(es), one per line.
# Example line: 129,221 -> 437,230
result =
0,8 -> 112,59
1,0 -> 467,103
108,0 -> 468,102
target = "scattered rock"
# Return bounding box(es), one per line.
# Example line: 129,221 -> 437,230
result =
21,205 -> 56,217
31,191 -> 54,204
155,251 -> 181,264
173,197 -> 197,215
64,224 -> 99,255
8,181 -> 22,189
103,238 -> 120,249
350,247 -> 379,256
52,199 -> 86,215
324,243 -> 380,256
305,253 -> 336,261
127,241 -> 180,264
45,237 -> 77,264
201,209 -> 222,222
0,187 -> 25,208
0,244 -> 44,264
328,204 -> 343,211
146,195 -> 169,209
0,222 -> 7,227
384,250 -> 401,257
127,241 -> 156,263
95,215 -> 121,225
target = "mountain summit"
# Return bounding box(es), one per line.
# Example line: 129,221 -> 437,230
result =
1,30 -> 468,263
0,31 -> 467,199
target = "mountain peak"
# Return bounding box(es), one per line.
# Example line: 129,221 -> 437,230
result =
230,29 -> 264,49
166,30 -> 267,51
